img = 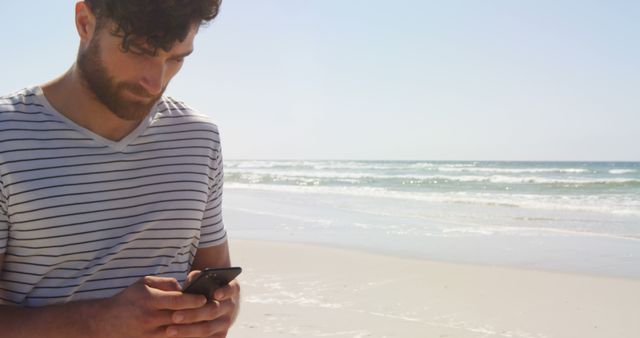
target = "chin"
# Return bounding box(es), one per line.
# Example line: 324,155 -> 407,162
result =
111,103 -> 152,121
109,93 -> 159,121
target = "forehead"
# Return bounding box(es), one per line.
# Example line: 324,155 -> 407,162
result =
98,21 -> 198,55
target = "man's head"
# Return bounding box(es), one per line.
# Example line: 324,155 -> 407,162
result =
75,0 -> 221,121
84,0 -> 221,56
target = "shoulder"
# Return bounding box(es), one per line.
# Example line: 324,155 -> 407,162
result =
154,96 -> 221,135
0,87 -> 53,130
150,97 -> 222,151
0,87 -> 41,116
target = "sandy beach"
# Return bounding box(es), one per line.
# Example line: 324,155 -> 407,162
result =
227,239 -> 640,338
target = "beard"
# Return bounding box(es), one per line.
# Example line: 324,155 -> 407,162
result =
77,36 -> 165,121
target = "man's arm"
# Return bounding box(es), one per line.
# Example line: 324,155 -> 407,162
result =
0,254 -> 213,338
0,293 -> 108,338
191,240 -> 232,271
0,253 -> 104,337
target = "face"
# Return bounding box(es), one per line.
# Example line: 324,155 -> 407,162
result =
77,23 -> 196,121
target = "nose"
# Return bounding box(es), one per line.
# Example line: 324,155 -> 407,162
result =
138,62 -> 166,96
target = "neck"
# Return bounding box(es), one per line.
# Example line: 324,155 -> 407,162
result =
41,65 -> 144,142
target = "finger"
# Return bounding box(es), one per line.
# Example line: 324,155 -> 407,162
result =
150,289 -> 208,311
166,317 -> 230,338
181,271 -> 201,292
172,301 -> 222,325
213,280 -> 240,302
184,270 -> 202,286
143,276 -> 183,292
148,309 -> 177,328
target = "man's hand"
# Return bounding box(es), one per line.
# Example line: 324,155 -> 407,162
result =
0,270 -> 240,338
165,270 -> 241,338
97,275 -> 219,338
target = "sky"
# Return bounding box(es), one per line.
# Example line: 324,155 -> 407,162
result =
1,0 -> 638,161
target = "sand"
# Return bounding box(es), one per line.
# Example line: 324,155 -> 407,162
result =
227,239 -> 640,338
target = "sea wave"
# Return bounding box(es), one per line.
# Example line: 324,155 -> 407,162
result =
225,169 -> 391,180
225,183 -> 640,217
225,161 -> 639,178
225,170 -> 640,186
440,225 -> 640,241
407,162 -> 478,169
437,167 -> 589,174
227,160 -> 416,171
609,169 -> 637,175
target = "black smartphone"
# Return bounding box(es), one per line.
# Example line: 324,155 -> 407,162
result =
182,267 -> 242,300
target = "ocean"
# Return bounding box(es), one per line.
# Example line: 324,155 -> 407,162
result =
221,160 -> 640,278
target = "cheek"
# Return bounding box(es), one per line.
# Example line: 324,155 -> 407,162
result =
164,62 -> 185,83
100,54 -> 139,84
97,41 -> 136,79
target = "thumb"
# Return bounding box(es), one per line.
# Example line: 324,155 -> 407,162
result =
184,270 -> 202,289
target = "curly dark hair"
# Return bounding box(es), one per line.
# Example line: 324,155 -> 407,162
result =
84,0 -> 222,55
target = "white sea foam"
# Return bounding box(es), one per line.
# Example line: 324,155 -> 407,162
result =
226,169 -> 640,186
609,169 -> 637,174
438,167 -> 589,174
439,225 -> 640,241
407,162 -> 436,169
472,175 -> 639,185
394,174 -> 625,185
226,168 -> 391,180
226,161 -> 603,176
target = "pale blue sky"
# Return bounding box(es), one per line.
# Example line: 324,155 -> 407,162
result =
1,1 -> 638,161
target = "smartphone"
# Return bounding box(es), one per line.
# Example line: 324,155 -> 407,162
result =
182,267 -> 242,300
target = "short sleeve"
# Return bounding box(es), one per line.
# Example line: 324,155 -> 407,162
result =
0,178 -> 9,254
198,148 -> 227,248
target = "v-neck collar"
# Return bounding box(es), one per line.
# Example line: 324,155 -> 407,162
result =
33,86 -> 161,152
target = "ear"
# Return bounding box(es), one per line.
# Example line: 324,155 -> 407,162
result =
75,1 -> 97,44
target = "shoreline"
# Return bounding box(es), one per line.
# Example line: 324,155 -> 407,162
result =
231,235 -> 640,281
228,239 -> 640,338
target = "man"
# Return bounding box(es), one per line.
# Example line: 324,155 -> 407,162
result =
0,1 -> 240,337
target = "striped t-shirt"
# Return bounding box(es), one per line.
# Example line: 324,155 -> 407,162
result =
0,86 -> 227,307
